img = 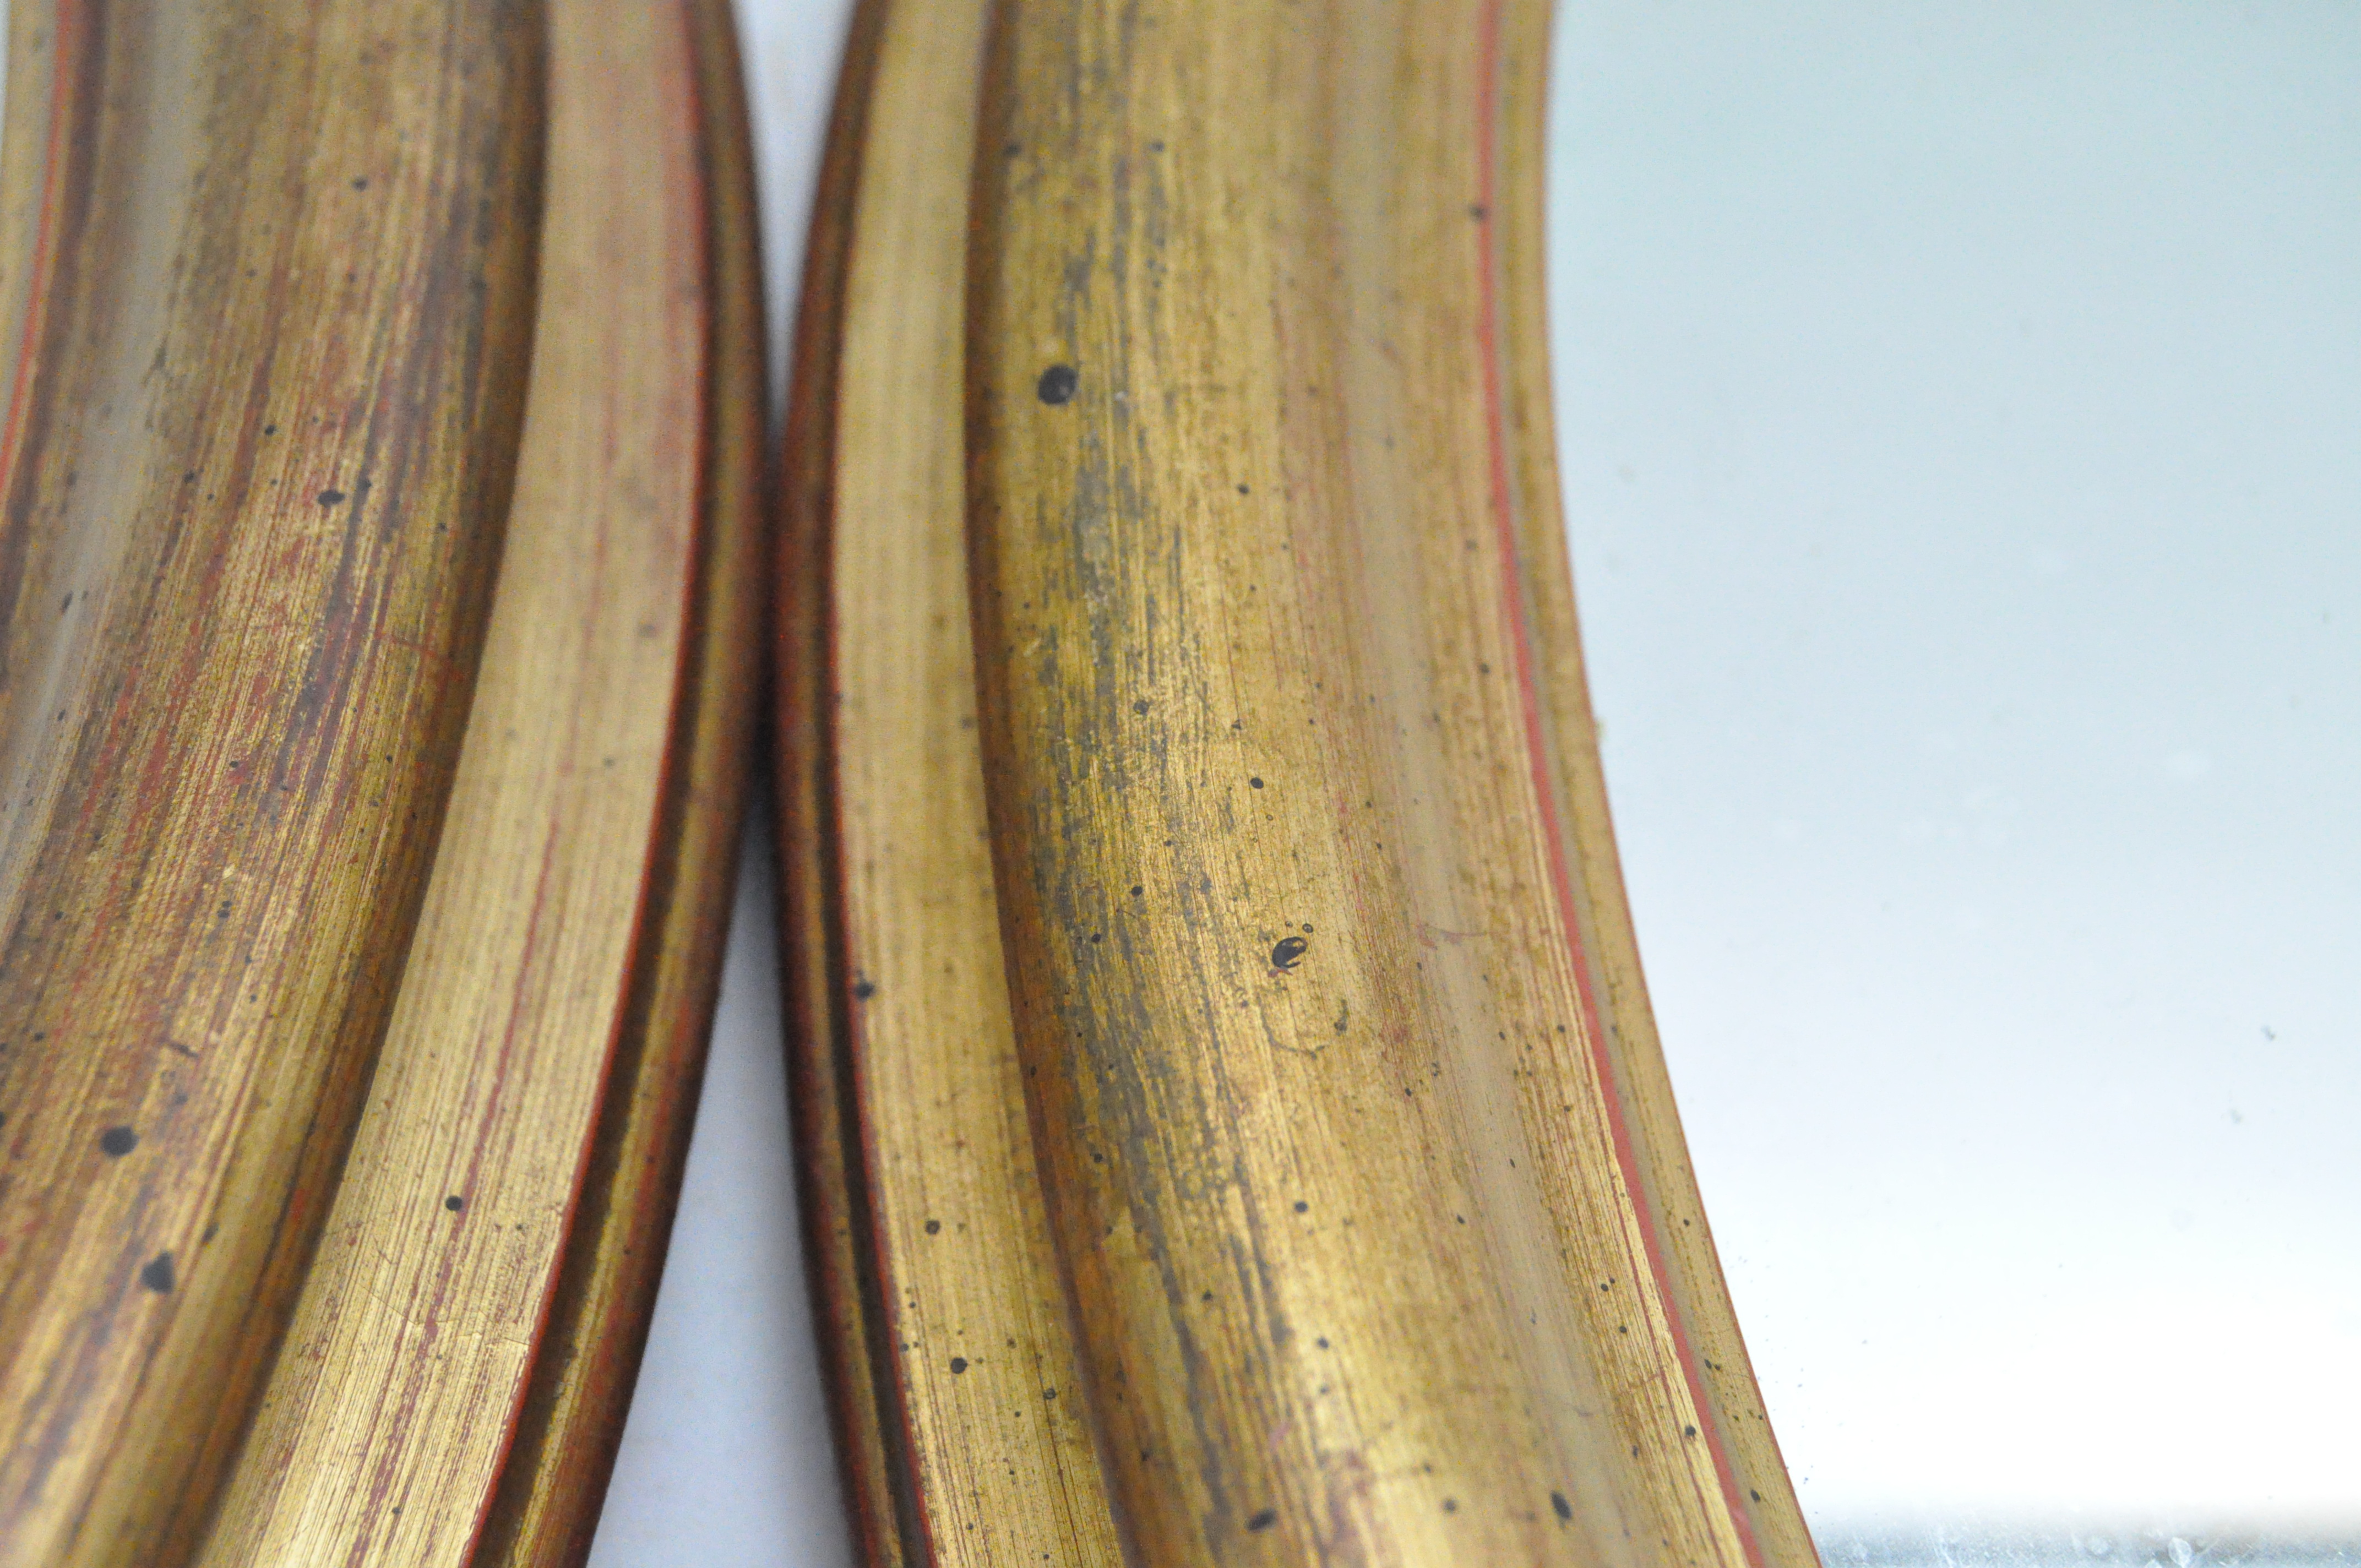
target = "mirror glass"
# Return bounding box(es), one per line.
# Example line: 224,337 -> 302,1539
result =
1550,3 -> 2358,1560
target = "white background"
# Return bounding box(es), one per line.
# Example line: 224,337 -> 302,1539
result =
1548,2 -> 2358,1532
586,2 -> 2360,1560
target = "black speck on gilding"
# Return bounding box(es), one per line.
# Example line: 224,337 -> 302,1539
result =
1247,1510 -> 1277,1533
445,1195 -> 465,1212
317,488 -> 347,507
1036,364 -> 1079,405
99,1126 -> 138,1157
1271,935 -> 1308,971
949,1355 -> 969,1374
140,1251 -> 176,1293
1552,1491 -> 1573,1522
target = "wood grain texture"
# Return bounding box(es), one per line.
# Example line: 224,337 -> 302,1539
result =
0,6 -> 540,1564
191,2 -> 749,1562
964,0 -> 1816,1562
784,0 -> 1129,1559
467,1 -> 767,1561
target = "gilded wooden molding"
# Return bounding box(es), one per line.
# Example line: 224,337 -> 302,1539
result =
779,0 -> 1124,1560
0,3 -> 760,1563
469,3 -> 768,1562
0,6 -> 540,1560
784,0 -> 1813,1561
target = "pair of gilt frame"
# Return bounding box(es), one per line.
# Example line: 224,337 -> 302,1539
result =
0,0 -> 1805,1562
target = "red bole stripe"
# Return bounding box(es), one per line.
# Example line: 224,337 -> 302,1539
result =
1468,3 -> 1765,1559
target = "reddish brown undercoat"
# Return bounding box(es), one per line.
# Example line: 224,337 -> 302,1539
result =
467,3 -> 769,1561
0,6 -> 540,1564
